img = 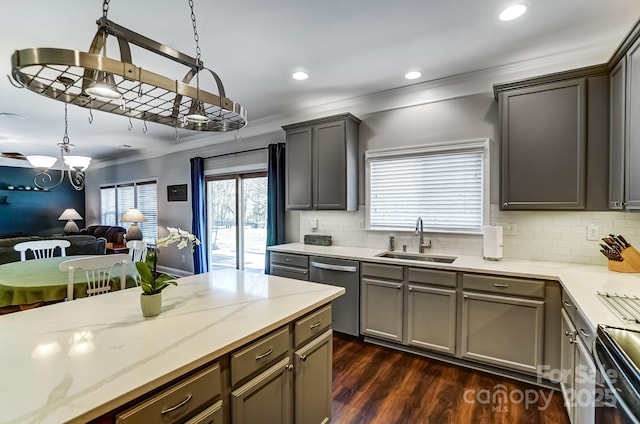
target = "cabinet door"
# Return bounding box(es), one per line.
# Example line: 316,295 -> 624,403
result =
626,38 -> 640,209
610,58 -> 627,209
294,329 -> 333,424
500,79 -> 586,210
360,278 -> 403,342
286,127 -> 313,210
231,357 -> 292,424
313,121 -> 346,209
574,339 -> 596,424
461,292 -> 544,374
406,284 -> 456,354
560,309 -> 577,422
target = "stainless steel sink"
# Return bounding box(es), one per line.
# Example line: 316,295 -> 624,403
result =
375,252 -> 457,264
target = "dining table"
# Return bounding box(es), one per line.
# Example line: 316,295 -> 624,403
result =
0,255 -> 139,310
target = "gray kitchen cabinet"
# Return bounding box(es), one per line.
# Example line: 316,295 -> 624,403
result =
231,357 -> 292,424
460,291 -> 544,374
610,57 -> 627,209
574,338 -> 596,424
626,37 -> 640,209
406,268 -> 457,355
283,113 -> 360,211
560,309 -> 577,421
270,252 -> 309,281
498,78 -> 587,210
294,329 -> 333,424
360,263 -> 404,342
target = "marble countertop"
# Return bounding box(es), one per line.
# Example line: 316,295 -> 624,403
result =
0,269 -> 344,424
269,243 -> 640,332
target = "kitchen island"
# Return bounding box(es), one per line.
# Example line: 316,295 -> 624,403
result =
0,269 -> 344,424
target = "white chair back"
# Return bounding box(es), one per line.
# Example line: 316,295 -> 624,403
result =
126,240 -> 148,263
58,254 -> 131,301
14,240 -> 71,261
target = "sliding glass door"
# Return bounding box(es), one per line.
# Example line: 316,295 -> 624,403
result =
206,173 -> 267,272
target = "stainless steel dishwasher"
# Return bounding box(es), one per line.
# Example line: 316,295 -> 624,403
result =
309,256 -> 360,336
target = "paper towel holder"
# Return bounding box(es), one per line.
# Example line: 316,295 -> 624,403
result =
483,225 -> 504,261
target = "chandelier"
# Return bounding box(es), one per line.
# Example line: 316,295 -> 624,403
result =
27,100 -> 91,191
10,0 -> 247,132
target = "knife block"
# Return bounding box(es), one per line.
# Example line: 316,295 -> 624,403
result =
608,246 -> 640,272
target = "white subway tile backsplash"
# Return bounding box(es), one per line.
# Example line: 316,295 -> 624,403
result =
296,206 -> 640,265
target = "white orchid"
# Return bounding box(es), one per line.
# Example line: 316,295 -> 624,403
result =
156,227 -> 201,252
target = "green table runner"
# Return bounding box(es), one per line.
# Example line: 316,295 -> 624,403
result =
0,256 -> 139,307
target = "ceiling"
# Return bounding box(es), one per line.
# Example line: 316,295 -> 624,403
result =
1,0 -> 639,166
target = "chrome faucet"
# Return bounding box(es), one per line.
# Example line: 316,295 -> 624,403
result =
415,217 -> 432,253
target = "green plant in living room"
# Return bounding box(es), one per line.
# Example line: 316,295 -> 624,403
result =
136,227 -> 201,295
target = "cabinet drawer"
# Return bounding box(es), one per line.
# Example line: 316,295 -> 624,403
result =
271,264 -> 309,281
408,267 -> 456,288
231,327 -> 290,386
184,400 -> 223,424
271,252 -> 309,268
116,363 -> 221,424
561,289 -> 578,324
361,262 -> 403,281
294,305 -> 332,348
462,274 -> 545,299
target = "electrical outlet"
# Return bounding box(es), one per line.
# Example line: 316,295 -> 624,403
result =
310,218 -> 318,229
500,223 -> 517,236
587,224 -> 599,241
181,255 -> 185,263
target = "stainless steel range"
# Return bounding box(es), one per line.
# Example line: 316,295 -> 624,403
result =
597,292 -> 640,330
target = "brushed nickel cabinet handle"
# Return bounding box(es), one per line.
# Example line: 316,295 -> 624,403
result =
579,329 -> 590,338
563,301 -> 572,308
503,202 -> 509,208
284,258 -> 292,262
309,321 -> 322,329
300,354 -> 308,362
286,364 -> 293,371
161,394 -> 193,414
255,348 -> 273,360
494,283 -> 509,288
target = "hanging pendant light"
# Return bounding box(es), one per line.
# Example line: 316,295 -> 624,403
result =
29,101 -> 91,191
10,0 -> 247,132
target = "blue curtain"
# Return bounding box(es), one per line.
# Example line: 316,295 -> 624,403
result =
265,143 -> 286,273
190,156 -> 208,274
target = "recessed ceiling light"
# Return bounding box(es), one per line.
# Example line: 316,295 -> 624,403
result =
499,4 -> 527,21
404,71 -> 422,80
292,71 -> 309,81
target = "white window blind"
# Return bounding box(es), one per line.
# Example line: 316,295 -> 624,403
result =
368,147 -> 484,233
100,180 -> 158,243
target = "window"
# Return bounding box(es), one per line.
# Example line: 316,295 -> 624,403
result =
206,173 -> 268,273
100,180 -> 158,243
366,139 -> 488,233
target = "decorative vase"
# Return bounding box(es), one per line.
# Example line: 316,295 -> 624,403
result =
140,292 -> 162,317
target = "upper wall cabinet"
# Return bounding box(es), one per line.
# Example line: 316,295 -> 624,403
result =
610,33 -> 640,211
494,68 -> 609,211
283,113 -> 360,211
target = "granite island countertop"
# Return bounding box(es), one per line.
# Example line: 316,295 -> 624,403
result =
268,243 -> 640,332
0,269 -> 344,424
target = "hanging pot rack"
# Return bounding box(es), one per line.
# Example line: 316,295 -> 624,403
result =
10,17 -> 247,132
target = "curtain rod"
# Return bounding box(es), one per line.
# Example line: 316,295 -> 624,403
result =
202,146 -> 269,160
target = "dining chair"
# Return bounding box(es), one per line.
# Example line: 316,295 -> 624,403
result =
126,240 -> 148,263
58,254 -> 131,301
14,240 -> 71,261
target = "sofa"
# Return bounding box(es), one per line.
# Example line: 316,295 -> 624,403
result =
0,235 -> 106,265
80,225 -> 127,246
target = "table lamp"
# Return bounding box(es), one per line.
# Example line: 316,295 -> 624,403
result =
122,208 -> 147,241
58,209 -> 83,235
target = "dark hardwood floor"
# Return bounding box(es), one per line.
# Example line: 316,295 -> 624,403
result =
331,334 -> 569,424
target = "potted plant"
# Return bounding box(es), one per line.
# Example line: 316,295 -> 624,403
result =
136,227 -> 200,317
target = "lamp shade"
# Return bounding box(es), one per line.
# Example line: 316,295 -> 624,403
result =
122,208 -> 147,223
27,155 -> 57,169
64,156 -> 92,171
58,208 -> 83,221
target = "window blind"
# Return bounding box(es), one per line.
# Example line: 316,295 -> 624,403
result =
368,149 -> 483,232
100,180 -> 158,243
100,187 -> 116,226
136,182 -> 158,242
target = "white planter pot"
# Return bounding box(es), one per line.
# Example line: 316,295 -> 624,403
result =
140,292 -> 162,317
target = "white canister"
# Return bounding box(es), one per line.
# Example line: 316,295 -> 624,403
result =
483,225 -> 503,260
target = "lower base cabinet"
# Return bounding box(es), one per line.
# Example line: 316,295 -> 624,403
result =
294,329 -> 333,424
460,291 -> 544,374
231,357 -> 293,424
407,284 -> 456,354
